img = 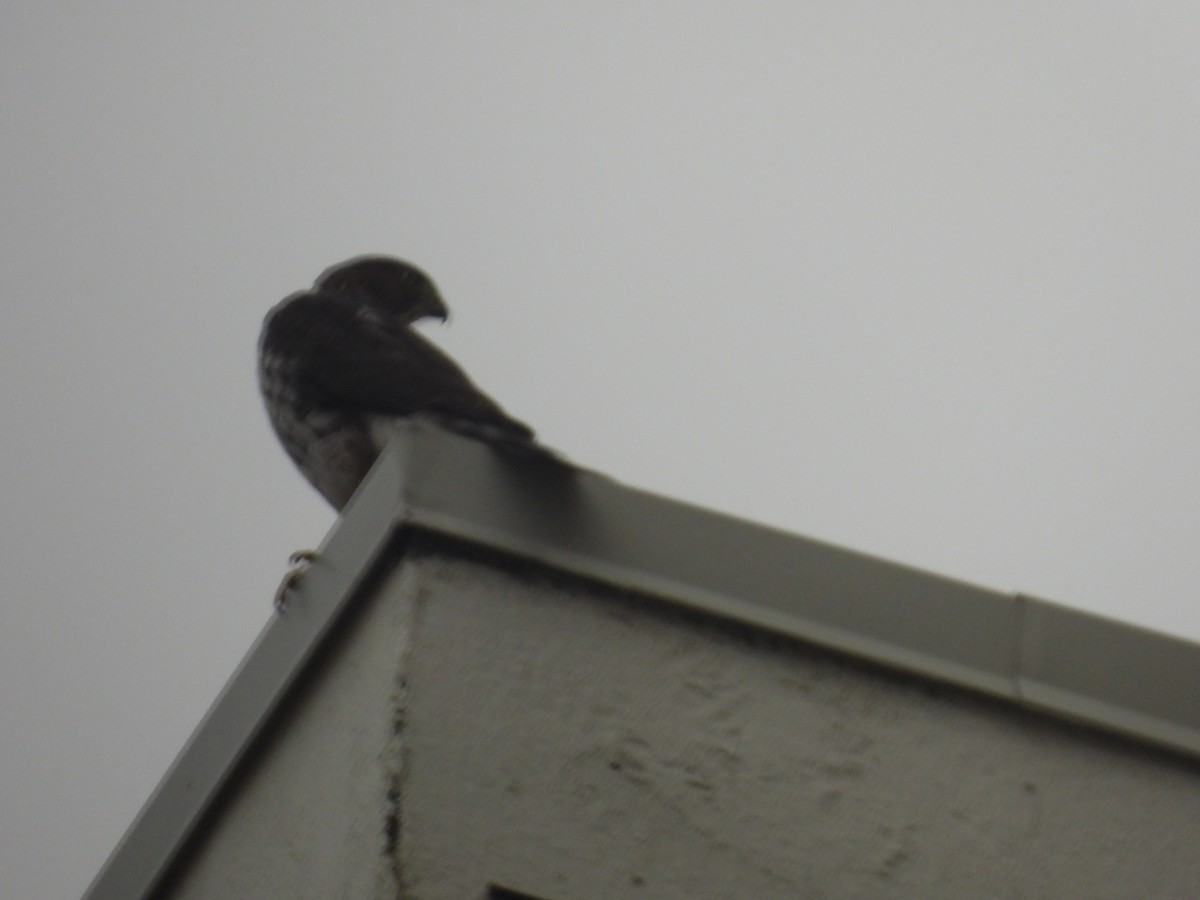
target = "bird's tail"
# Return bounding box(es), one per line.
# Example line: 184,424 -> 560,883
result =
438,417 -> 570,467
374,413 -> 571,469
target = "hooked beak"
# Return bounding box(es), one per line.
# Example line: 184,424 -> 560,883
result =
423,286 -> 450,323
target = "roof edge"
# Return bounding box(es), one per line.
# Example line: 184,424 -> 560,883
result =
388,422 -> 1200,762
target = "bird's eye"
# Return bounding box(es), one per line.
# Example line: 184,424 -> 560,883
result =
355,307 -> 387,327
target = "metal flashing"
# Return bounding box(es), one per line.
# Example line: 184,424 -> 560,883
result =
83,421 -> 1200,899
387,423 -> 1199,758
82,446 -> 410,900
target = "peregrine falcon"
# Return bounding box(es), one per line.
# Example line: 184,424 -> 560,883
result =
259,255 -> 554,511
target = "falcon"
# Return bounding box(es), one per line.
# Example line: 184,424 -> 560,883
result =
259,255 -> 554,512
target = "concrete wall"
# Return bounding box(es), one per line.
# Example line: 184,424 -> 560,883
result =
166,546 -> 1200,899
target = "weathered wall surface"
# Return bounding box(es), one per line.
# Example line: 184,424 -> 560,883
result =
164,560 -> 417,899
402,553 -> 1200,899
167,548 -> 1200,899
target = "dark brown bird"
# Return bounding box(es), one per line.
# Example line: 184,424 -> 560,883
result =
259,255 -> 551,511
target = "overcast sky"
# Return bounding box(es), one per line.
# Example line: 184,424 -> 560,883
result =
5,5 -> 1200,897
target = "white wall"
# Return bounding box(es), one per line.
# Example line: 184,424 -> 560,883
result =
168,549 -> 1200,899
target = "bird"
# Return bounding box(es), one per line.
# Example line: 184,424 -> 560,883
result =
259,254 -> 556,509
258,255 -> 559,604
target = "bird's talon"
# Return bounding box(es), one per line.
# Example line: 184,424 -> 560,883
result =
274,550 -> 316,611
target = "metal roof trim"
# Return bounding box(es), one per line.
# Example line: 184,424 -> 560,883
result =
81,443 -> 412,900
388,424 -> 1198,759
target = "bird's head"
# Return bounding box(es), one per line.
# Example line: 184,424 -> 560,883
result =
315,255 -> 449,325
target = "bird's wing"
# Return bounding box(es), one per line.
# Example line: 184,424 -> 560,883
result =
275,292 -> 535,439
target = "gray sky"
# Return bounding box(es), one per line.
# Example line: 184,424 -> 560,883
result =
4,5 -> 1199,897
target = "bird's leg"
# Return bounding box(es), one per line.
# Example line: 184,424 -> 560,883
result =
274,549 -> 317,611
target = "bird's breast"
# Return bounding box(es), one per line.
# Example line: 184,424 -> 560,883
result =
258,350 -> 380,510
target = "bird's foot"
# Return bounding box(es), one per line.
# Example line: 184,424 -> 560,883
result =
274,549 -> 317,611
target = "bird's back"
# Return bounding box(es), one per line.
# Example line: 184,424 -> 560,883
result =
259,269 -> 553,510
